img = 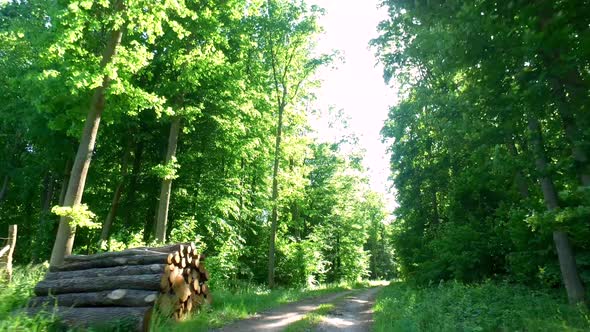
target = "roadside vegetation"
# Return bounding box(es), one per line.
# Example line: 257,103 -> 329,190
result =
373,282 -> 590,332
0,265 -> 373,331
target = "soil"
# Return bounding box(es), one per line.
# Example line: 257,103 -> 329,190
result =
216,287 -> 381,332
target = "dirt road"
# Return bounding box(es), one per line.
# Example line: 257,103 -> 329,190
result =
216,287 -> 381,332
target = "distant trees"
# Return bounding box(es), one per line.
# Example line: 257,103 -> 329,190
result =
374,0 -> 589,303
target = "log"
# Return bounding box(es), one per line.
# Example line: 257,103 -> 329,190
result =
128,243 -> 189,254
64,249 -> 170,263
29,243 -> 210,330
44,264 -> 165,280
26,306 -> 151,332
50,254 -> 168,272
35,274 -> 162,295
172,275 -> 190,302
30,289 -> 159,307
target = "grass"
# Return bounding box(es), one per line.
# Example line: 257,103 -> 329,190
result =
283,303 -> 335,332
373,281 -> 590,332
0,264 -> 372,331
0,264 -> 64,331
154,281 -> 371,331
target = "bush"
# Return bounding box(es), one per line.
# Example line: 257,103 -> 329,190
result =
374,281 -> 590,332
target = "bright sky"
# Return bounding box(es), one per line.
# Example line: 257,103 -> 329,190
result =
308,0 -> 398,209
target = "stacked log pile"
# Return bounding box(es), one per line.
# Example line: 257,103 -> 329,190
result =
29,243 -> 211,331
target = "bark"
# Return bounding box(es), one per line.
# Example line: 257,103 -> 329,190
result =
34,173 -> 56,261
41,173 -> 56,214
155,117 -> 182,243
58,159 -> 72,205
34,274 -> 162,295
30,289 -> 158,308
61,243 -> 189,264
5,225 -> 16,281
0,175 -> 8,204
268,103 -> 285,289
45,264 -> 165,280
64,249 -> 168,263
125,140 -> 144,227
506,140 -> 530,199
537,9 -> 590,187
550,78 -> 590,186
50,254 -> 168,272
528,118 -> 586,304
50,19 -> 125,266
25,306 -> 151,332
100,141 -> 132,247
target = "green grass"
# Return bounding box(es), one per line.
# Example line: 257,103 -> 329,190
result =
0,264 -> 64,331
373,281 -> 590,332
283,303 -> 335,332
154,281 -> 371,331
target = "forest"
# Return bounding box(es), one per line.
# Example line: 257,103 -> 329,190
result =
1,0 -> 590,331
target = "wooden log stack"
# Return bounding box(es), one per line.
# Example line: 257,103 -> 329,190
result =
28,243 -> 211,331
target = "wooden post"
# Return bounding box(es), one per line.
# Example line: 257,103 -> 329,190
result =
5,225 -> 16,282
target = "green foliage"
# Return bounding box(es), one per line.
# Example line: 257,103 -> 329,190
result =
151,156 -> 181,180
0,0 -> 392,295
373,282 -> 590,332
374,0 -> 590,292
51,204 -> 100,229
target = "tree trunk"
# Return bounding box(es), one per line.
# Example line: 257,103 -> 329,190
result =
30,289 -> 159,308
5,225 -> 17,281
268,103 -> 285,288
45,264 -> 165,280
550,78 -> 590,187
34,172 -> 56,262
25,306 -> 151,332
155,117 -> 182,243
0,175 -> 9,204
507,139 -> 529,199
35,274 -> 162,295
125,140 -> 144,228
50,254 -> 169,272
50,23 -> 124,267
58,159 -> 72,205
100,141 -> 132,248
528,118 -> 586,304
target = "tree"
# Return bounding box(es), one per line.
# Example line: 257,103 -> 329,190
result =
261,0 -> 328,288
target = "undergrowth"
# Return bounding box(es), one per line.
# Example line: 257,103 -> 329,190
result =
0,264 -> 62,331
373,281 -> 590,332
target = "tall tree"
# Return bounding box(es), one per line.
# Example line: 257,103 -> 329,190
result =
262,0 -> 327,288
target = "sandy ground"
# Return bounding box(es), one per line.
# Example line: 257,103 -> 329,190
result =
215,287 -> 381,332
316,287 -> 381,332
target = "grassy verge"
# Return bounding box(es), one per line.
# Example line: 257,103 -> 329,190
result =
155,281 -> 372,331
283,303 -> 335,332
0,264 -> 62,331
373,281 -> 590,332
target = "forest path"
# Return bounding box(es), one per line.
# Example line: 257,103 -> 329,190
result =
216,287 -> 382,332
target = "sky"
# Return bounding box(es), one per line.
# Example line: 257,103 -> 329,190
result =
307,0 -> 398,209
